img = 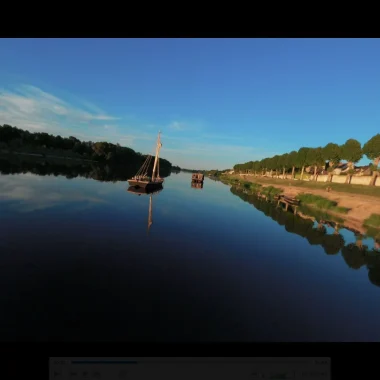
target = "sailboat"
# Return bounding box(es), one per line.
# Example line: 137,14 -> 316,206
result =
128,131 -> 164,190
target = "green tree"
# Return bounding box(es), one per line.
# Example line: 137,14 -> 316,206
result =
271,155 -> 281,178
363,134 -> 380,186
281,153 -> 289,179
261,158 -> 269,176
287,150 -> 298,179
307,147 -> 325,181
296,147 -> 311,180
322,142 -> 341,182
363,133 -> 380,167
341,138 -> 363,184
253,161 -> 261,176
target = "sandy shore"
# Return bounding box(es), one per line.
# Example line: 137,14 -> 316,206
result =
226,174 -> 380,236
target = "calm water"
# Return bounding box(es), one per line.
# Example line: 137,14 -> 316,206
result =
1,170 -> 380,342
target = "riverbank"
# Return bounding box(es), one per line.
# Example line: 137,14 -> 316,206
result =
223,174 -> 380,237
0,150 -> 95,163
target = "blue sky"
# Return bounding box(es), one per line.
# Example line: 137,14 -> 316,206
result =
0,38 -> 379,169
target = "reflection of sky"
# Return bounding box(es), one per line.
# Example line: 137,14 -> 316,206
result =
1,171 -> 380,342
0,173 -> 112,213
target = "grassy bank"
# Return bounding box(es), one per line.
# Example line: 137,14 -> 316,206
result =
296,193 -> 350,214
225,176 -> 347,221
226,174 -> 380,198
223,174 -> 380,243
225,177 -> 283,199
364,214 -> 380,228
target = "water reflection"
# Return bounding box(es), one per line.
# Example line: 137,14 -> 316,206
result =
0,156 -> 171,182
2,169 -> 380,341
191,181 -> 203,189
0,171 -> 109,213
230,184 -> 380,288
127,185 -> 163,233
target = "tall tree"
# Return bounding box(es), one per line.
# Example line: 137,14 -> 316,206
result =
322,142 -> 341,182
307,147 -> 325,181
363,133 -> 380,186
287,150 -> 298,179
271,155 -> 281,178
341,138 -> 363,184
281,153 -> 289,179
296,147 -> 311,180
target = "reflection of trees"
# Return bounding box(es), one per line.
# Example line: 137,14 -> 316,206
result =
365,255 -> 380,287
230,184 -> 380,288
321,233 -> 345,255
285,217 -> 314,238
368,265 -> 380,287
340,244 -> 368,270
306,226 -> 327,246
0,158 -> 171,182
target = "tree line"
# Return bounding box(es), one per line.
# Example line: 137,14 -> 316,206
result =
0,156 -> 172,182
233,134 -> 380,185
0,124 -> 173,170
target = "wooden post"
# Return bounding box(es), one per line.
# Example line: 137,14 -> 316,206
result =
285,203 -> 289,211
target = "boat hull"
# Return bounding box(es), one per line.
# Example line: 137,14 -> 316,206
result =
127,179 -> 164,190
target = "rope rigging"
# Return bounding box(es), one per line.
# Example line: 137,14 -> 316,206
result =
135,155 -> 152,178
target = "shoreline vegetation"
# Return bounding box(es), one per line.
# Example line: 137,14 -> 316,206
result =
229,184 -> 380,287
0,124 -> 175,173
232,135 -> 380,187
0,154 -> 172,182
219,173 -> 380,243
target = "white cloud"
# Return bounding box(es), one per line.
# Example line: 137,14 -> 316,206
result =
0,174 -> 108,213
0,84 -> 119,136
168,121 -> 187,131
0,84 -> 271,169
166,119 -> 205,133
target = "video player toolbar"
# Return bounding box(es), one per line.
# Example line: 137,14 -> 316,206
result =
50,357 -> 331,380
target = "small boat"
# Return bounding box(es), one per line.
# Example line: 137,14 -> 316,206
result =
191,173 -> 204,182
128,131 -> 164,190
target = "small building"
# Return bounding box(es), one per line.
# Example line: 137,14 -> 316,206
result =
308,166 -> 327,175
354,165 -> 372,176
191,173 -> 204,182
333,162 -> 349,175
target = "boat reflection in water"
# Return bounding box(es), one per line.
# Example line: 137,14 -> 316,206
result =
127,185 -> 163,233
191,181 -> 203,189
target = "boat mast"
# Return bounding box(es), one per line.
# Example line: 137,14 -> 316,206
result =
147,194 -> 153,234
151,131 -> 162,181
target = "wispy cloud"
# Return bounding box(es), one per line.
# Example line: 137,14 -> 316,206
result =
0,84 -> 162,152
0,84 -> 270,169
168,121 -> 187,131
199,133 -> 244,141
0,84 -> 119,136
166,119 -> 204,133
0,174 -> 108,213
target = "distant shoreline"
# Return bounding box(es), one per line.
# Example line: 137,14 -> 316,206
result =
0,150 -> 96,163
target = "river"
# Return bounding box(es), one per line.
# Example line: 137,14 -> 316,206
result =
1,169 -> 380,341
